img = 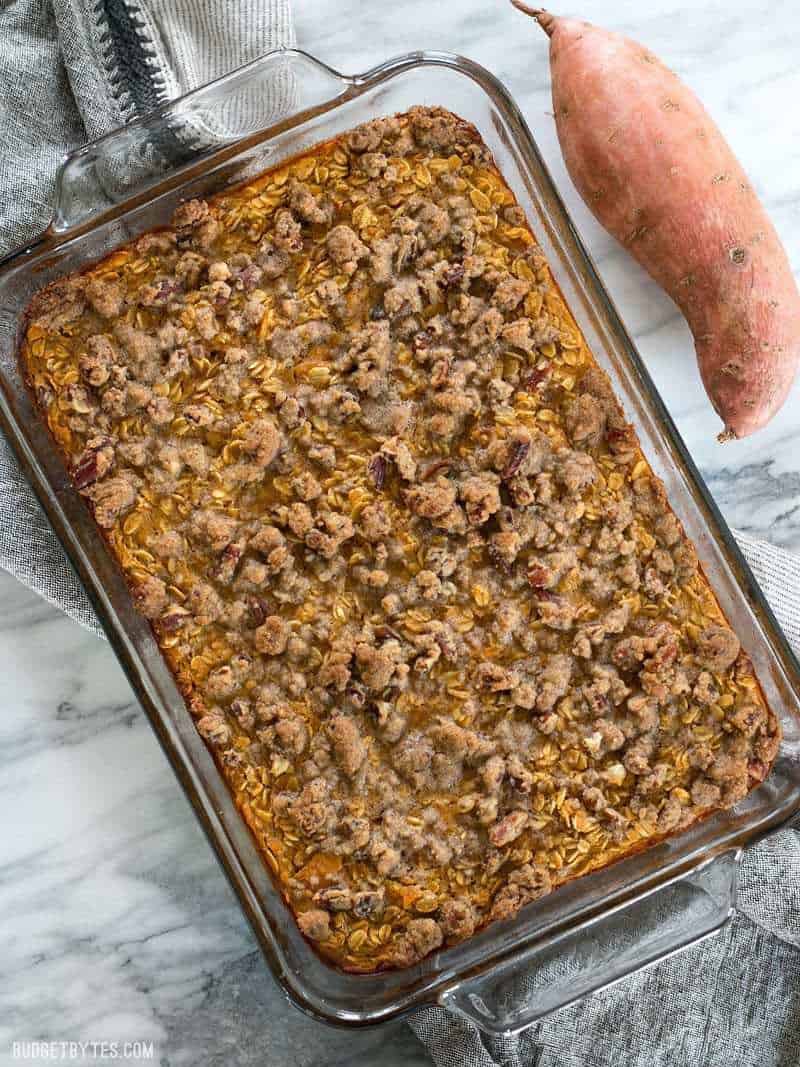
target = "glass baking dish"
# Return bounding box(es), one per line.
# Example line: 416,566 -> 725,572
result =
1,48 -> 800,1035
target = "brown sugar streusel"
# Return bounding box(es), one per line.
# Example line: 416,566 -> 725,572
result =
21,106 -> 780,972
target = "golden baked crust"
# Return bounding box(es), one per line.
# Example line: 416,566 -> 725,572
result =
21,107 -> 780,972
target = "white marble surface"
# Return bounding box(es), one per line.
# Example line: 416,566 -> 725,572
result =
4,0 -> 800,1063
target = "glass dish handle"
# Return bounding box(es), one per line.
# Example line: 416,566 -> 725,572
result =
438,849 -> 739,1036
47,49 -> 359,234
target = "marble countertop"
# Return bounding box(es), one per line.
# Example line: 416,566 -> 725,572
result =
4,0 -> 800,1063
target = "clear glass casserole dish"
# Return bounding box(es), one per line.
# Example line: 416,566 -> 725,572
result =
1,48 -> 799,1035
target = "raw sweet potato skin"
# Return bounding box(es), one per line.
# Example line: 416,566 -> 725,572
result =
540,14 -> 800,438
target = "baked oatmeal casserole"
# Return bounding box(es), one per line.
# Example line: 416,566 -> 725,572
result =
21,106 -> 780,972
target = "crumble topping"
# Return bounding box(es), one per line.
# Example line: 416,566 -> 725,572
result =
21,106 -> 780,972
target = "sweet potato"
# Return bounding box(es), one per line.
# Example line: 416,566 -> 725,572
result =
513,2 -> 800,438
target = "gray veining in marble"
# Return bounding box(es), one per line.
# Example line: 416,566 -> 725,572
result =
3,0 -> 800,1063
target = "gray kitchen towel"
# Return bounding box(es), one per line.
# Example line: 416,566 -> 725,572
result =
2,8 -> 800,1067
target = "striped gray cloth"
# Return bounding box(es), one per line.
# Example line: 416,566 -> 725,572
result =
1,7 -> 799,1066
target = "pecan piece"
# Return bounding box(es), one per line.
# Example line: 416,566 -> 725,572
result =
73,436 -> 114,490
374,624 -> 403,642
502,439 -> 530,481
488,541 -> 513,575
443,263 -> 465,289
346,682 -> 368,709
523,364 -> 550,391
249,596 -> 269,627
748,758 -> 768,782
74,452 -> 101,490
489,810 -> 528,848
212,539 -> 244,584
605,426 -> 628,444
353,889 -> 384,918
233,263 -> 263,291
412,329 -> 433,354
368,454 -> 387,491
140,278 -> 180,307
527,564 -> 548,589
160,606 -> 190,632
528,566 -> 558,602
421,459 -> 453,481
